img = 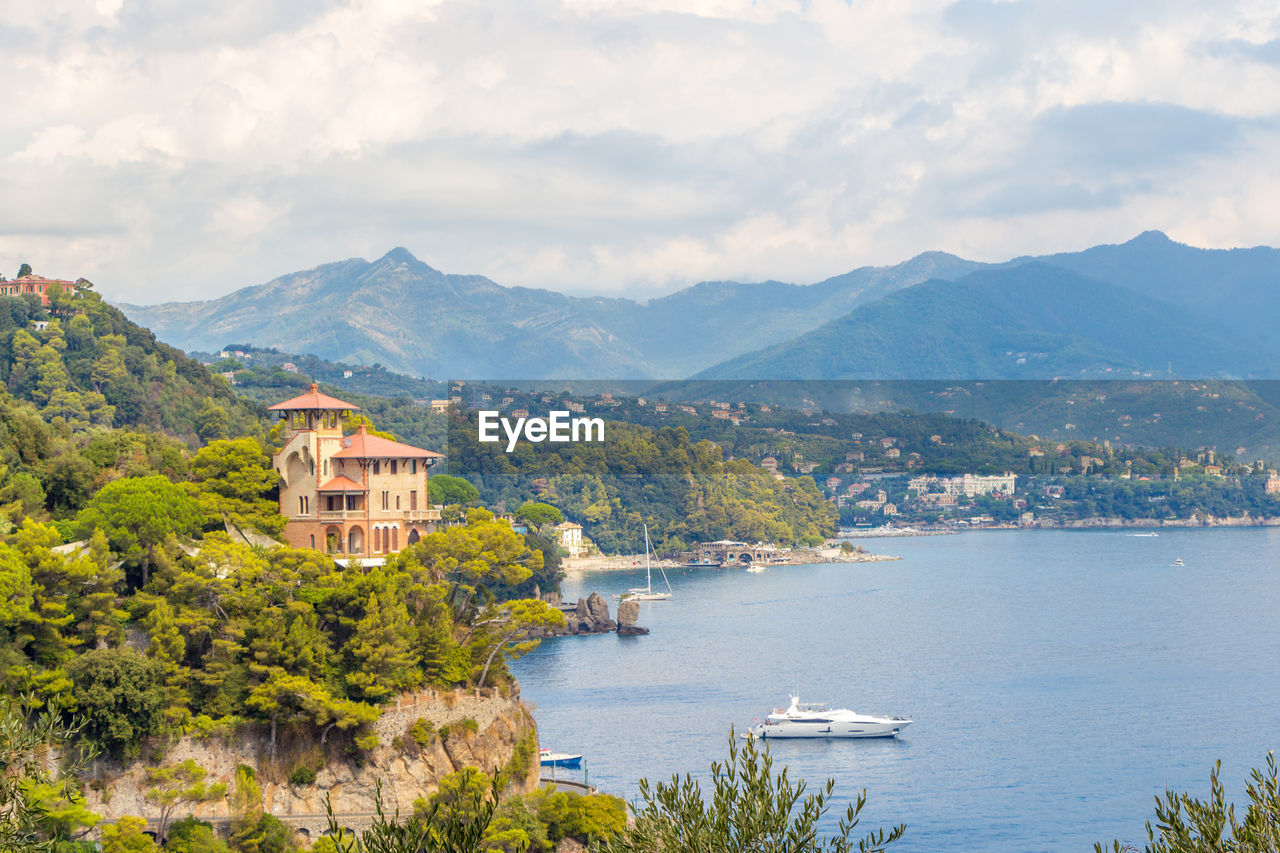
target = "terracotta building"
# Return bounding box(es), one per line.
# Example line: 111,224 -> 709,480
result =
0,274 -> 78,306
271,384 -> 444,557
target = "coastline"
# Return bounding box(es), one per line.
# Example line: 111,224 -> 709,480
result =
562,547 -> 901,574
840,514 -> 1280,539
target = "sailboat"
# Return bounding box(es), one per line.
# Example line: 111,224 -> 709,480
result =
618,526 -> 673,601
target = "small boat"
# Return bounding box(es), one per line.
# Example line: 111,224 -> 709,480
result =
539,749 -> 583,768
616,525 -> 673,601
1172,558 -> 1184,566
1131,532 -> 1159,537
746,565 -> 766,573
748,695 -> 911,739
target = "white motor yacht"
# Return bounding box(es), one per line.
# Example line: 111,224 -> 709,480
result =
748,695 -> 911,739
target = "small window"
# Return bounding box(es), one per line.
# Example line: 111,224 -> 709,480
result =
392,528 -> 398,550
382,490 -> 390,510
390,460 -> 398,475
410,490 -> 418,510
410,460 -> 417,474
372,461 -> 381,475
310,534 -> 315,549
395,495 -> 401,510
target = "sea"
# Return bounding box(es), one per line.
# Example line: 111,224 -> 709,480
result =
509,528 -> 1280,852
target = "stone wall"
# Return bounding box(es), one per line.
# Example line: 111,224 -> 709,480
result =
82,689 -> 540,838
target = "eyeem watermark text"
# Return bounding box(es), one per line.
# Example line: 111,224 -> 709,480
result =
477,411 -> 605,452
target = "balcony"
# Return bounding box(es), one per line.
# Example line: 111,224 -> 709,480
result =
317,509 -> 360,520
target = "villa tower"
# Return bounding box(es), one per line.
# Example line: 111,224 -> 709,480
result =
270,384 -> 443,556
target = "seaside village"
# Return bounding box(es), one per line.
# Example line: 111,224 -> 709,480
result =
268,382 -> 875,568
268,373 -> 1280,559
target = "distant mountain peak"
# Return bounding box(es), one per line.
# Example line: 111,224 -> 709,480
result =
381,246 -> 420,263
1128,230 -> 1173,244
372,246 -> 443,277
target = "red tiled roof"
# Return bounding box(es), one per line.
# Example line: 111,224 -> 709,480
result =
316,475 -> 367,492
268,383 -> 360,411
333,424 -> 444,460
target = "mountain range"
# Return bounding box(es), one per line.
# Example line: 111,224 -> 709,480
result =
118,231 -> 1280,380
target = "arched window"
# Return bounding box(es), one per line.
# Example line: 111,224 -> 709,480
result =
391,527 -> 398,550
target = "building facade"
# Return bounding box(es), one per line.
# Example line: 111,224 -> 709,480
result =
555,521 -> 583,557
271,384 -> 444,557
0,275 -> 77,306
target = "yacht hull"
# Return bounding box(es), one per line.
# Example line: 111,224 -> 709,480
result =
749,720 -> 908,739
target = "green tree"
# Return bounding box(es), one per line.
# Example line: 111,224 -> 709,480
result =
343,586 -> 420,702
244,669 -> 378,762
598,732 -> 905,853
99,817 -> 158,853
65,649 -> 166,760
325,778 -> 498,853
514,502 -> 562,529
185,438 -> 283,536
467,599 -> 565,689
16,264 -> 31,278
1095,753 -> 1280,853
428,475 -> 480,506
0,696 -> 95,853
75,475 -> 202,586
194,398 -> 230,443
21,780 -> 100,844
142,760 -> 226,842
164,817 -> 231,853
412,508 -> 540,612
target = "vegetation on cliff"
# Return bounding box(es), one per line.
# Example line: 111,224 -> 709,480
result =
2,508 -> 561,766
448,410 -> 837,553
0,285 -> 261,443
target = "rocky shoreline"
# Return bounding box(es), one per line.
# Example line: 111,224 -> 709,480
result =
540,591 -> 649,636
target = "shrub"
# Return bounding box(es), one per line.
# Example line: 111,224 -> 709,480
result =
287,765 -> 317,786
1095,752 -> 1280,853
410,718 -> 436,747
595,731 -> 904,852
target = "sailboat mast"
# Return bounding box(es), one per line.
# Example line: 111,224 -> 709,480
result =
644,524 -> 652,592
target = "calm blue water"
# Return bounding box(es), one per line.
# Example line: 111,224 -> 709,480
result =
510,529 -> 1280,852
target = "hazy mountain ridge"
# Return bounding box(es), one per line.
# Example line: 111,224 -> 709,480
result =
119,232 -> 1280,380
697,264 -> 1276,379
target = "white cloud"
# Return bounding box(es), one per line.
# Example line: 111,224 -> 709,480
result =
0,0 -> 1278,304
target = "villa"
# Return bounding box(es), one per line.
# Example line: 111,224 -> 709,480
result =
271,384 -> 444,556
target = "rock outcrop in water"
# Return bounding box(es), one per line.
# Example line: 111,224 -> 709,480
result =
615,599 -> 649,635
540,590 -> 648,636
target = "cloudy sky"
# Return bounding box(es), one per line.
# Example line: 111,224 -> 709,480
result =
2,0 -> 1279,304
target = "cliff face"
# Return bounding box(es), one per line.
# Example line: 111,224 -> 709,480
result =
83,689 -> 540,828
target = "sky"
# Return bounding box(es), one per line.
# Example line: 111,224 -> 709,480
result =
2,0 -> 1279,305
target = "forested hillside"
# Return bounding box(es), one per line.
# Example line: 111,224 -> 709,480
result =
447,410 -> 837,552
0,284 -> 262,442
